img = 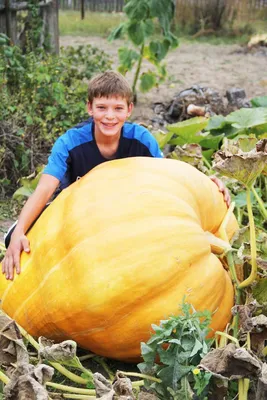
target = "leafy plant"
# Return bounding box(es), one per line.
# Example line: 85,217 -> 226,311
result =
138,302 -> 213,399
0,39 -> 111,194
108,0 -> 178,101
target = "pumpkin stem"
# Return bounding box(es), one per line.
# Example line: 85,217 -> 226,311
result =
119,370 -> 162,383
46,382 -> 95,395
238,188 -> 258,289
215,331 -> 239,346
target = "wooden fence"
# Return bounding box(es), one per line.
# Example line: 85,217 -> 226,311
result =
0,0 -> 59,52
59,0 -> 124,12
59,0 -> 267,12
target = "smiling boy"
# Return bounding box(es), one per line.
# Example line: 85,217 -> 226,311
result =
2,71 -> 163,280
2,71 -> 230,280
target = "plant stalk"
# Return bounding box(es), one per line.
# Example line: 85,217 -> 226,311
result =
46,382 -> 95,395
238,188 -> 258,288
0,370 -> 10,384
251,186 -> 267,219
119,370 -> 161,383
215,331 -> 239,346
132,43 -> 144,99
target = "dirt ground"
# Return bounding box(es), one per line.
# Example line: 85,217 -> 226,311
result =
1,36 -> 266,241
60,35 -> 267,123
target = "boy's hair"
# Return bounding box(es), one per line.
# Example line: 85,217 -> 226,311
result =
88,71 -> 133,105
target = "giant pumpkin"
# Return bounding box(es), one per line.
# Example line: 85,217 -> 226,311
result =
0,158 -> 237,361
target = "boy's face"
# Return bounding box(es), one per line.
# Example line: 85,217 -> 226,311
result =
88,96 -> 133,139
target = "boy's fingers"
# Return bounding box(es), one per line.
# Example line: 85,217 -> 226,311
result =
21,237 -> 30,253
2,257 -> 6,274
14,252 -> 21,275
7,256 -> 14,280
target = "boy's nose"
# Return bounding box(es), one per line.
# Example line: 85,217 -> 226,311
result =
106,108 -> 115,119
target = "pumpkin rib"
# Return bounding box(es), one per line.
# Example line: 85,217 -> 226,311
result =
12,216 -> 210,331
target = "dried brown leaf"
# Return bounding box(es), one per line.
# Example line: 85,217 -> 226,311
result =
4,363 -> 54,400
113,372 -> 134,399
256,363 -> 267,400
199,343 -> 262,380
213,140 -> 267,187
38,337 -> 77,363
94,372 -> 114,399
94,372 -> 135,400
0,313 -> 29,366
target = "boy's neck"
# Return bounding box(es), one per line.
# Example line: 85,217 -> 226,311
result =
95,130 -> 121,159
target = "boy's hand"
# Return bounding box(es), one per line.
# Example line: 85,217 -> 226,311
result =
210,176 -> 231,207
2,233 -> 30,280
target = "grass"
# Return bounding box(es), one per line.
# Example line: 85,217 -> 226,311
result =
59,10 -> 267,47
59,10 -> 126,37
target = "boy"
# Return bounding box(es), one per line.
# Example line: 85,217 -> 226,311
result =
2,71 -> 230,280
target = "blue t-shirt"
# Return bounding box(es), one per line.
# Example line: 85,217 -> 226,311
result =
43,119 -> 163,191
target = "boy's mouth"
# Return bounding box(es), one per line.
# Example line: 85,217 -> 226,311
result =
102,122 -> 118,128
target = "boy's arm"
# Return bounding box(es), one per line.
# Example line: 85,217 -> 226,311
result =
2,174 -> 59,280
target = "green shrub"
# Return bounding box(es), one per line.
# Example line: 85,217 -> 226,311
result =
0,34 -> 112,194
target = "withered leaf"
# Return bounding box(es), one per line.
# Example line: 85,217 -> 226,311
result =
213,140 -> 267,188
0,313 -> 29,366
113,372 -> 134,399
167,143 -> 207,172
94,372 -> 135,400
94,372 -> 114,399
231,302 -> 258,332
256,362 -> 267,400
38,337 -> 77,363
4,363 -> 54,400
199,343 -> 262,380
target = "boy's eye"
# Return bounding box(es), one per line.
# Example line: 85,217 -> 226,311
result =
116,107 -> 124,110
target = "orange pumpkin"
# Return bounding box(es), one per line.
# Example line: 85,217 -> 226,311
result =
0,158 -> 237,361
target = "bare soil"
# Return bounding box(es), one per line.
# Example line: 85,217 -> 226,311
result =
60,35 -> 267,123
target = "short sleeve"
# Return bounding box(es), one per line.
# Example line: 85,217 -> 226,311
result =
43,136 -> 70,180
140,129 -> 164,158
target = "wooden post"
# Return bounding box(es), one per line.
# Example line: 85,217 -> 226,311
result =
5,0 -> 16,43
42,0 -> 59,53
0,0 -> 7,35
81,0 -> 84,19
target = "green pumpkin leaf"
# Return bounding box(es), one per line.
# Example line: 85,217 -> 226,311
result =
153,129 -> 174,149
233,190 -> 258,208
202,149 -> 215,163
253,278 -> 267,305
225,108 -> 267,130
205,115 -> 226,132
251,96 -> 267,108
199,133 -> 224,150
139,71 -> 157,92
167,117 -> 209,141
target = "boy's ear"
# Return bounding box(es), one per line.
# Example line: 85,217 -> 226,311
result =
87,102 -> 93,116
127,102 -> 134,117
